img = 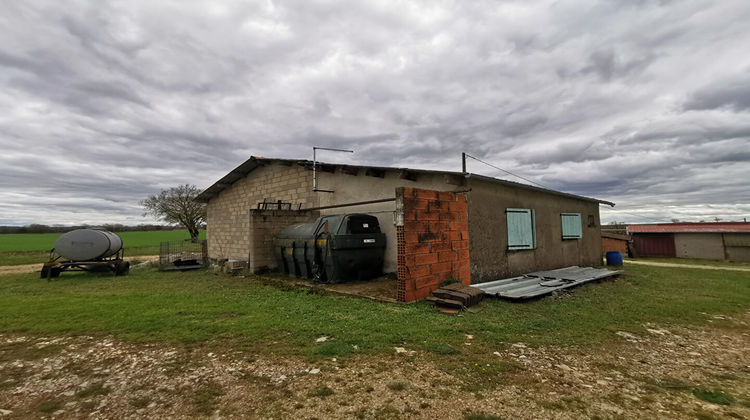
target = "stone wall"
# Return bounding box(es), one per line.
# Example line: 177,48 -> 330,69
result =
248,210 -> 319,272
206,163 -> 315,261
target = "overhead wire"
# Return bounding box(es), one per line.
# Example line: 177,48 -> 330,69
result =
600,209 -> 670,223
463,153 -> 554,190
463,152 -> 670,224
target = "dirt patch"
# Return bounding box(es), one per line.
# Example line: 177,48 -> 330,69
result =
625,260 -> 750,272
0,256 -> 158,277
264,275 -> 399,303
0,313 -> 748,419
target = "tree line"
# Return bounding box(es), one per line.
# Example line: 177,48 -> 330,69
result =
2,185 -> 207,241
0,224 -> 189,234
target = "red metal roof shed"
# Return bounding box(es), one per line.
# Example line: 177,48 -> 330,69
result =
628,222 -> 750,234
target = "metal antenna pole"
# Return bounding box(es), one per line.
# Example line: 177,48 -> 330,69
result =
312,146 -> 354,193
462,152 -> 466,173
313,147 -> 317,190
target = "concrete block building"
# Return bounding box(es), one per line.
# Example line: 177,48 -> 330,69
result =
196,156 -> 614,302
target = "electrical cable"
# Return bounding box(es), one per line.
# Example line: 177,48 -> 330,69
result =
463,153 -> 554,190
600,209 -> 670,223
463,152 -> 670,223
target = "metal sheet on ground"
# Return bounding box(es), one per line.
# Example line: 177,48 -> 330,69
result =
471,266 -> 621,300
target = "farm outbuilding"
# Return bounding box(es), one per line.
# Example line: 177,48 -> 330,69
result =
628,222 -> 750,262
196,156 -> 614,302
601,232 -> 630,257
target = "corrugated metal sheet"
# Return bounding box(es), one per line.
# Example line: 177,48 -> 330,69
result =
471,266 -> 621,300
724,233 -> 750,247
628,222 -> 750,233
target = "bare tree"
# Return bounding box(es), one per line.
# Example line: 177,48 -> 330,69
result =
141,184 -> 206,241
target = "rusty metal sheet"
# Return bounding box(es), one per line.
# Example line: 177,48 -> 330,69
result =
632,233 -> 675,257
471,266 -> 621,300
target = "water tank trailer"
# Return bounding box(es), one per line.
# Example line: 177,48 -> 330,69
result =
40,229 -> 130,279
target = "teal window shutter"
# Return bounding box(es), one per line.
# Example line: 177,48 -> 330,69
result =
506,208 -> 536,250
561,213 -> 582,239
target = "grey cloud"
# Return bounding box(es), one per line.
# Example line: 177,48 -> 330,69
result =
580,49 -> 656,82
684,74 -> 750,111
515,139 -> 612,166
1,0 -> 750,225
73,81 -> 151,108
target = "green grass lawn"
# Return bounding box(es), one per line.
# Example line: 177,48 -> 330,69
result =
0,263 -> 747,360
0,230 -> 205,266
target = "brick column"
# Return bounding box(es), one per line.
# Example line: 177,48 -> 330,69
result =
395,187 -> 470,302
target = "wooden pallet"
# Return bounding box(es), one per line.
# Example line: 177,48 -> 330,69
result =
426,282 -> 484,311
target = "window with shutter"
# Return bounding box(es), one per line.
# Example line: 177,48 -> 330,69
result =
506,208 -> 536,250
561,213 -> 582,239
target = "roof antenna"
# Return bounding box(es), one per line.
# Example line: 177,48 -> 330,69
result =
462,152 -> 467,173
313,146 -> 354,193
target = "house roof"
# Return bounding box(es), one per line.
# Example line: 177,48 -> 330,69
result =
628,222 -> 750,234
196,156 -> 616,207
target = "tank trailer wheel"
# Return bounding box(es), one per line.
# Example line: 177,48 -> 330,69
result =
41,266 -> 62,279
115,260 -> 130,276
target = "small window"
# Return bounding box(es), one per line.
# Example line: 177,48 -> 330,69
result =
561,213 -> 582,239
506,208 -> 536,250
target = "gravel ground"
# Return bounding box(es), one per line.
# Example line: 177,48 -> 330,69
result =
0,312 -> 748,419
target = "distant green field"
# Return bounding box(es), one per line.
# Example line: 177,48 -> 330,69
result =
0,230 -> 206,266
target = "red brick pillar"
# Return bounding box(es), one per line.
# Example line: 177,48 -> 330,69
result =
395,187 -> 470,302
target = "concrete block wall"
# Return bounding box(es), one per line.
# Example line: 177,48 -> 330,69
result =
466,179 -> 603,282
206,163 -> 314,261
248,210 -> 319,272
396,187 -> 470,302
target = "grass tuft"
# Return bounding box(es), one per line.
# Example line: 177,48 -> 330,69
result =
374,404 -> 401,419
314,341 -> 355,357
387,381 -> 408,391
692,388 -> 735,406
130,396 -> 151,408
193,382 -> 225,415
464,412 -> 502,420
427,344 -> 460,355
76,382 -> 110,398
37,399 -> 64,414
311,386 -> 334,398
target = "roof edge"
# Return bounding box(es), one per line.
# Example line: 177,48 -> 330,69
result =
464,173 -> 615,207
196,156 -> 616,207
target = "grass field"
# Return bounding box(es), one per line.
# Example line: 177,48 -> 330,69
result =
0,262 -> 747,358
0,230 -> 205,266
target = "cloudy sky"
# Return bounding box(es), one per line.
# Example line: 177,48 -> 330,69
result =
1,0 -> 749,226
